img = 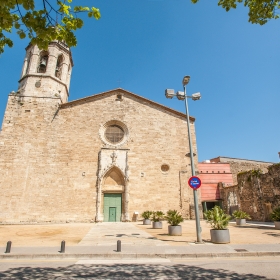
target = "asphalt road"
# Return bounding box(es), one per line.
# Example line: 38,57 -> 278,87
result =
0,257 -> 279,279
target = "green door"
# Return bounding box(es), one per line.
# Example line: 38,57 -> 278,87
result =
109,207 -> 116,222
104,194 -> 122,222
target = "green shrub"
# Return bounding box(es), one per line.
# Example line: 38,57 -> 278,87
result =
141,211 -> 153,220
204,206 -> 231,230
270,207 -> 280,222
151,211 -> 165,222
165,210 -> 184,226
232,210 -> 251,219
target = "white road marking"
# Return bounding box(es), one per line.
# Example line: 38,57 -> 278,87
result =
75,258 -> 171,264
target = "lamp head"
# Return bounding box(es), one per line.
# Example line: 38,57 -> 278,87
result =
176,91 -> 185,100
191,92 -> 201,101
165,89 -> 175,99
182,75 -> 191,86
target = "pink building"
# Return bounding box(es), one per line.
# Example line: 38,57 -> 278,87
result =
198,162 -> 234,212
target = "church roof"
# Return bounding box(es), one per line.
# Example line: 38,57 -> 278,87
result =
60,88 -> 195,121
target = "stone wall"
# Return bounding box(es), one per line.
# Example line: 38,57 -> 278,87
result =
219,163 -> 280,221
210,157 -> 273,185
0,89 -> 199,223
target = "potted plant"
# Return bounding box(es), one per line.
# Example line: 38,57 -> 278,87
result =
270,207 -> 280,230
151,211 -> 165,229
165,210 -> 184,236
141,211 -> 153,225
232,210 -> 251,226
204,205 -> 231,244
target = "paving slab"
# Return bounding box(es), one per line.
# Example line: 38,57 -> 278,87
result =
78,222 -> 165,246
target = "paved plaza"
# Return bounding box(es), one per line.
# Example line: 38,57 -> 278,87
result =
0,220 -> 279,259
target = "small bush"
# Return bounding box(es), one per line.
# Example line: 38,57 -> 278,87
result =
141,211 -> 153,220
165,210 -> 184,226
270,207 -> 280,222
204,206 -> 231,230
151,211 -> 165,222
232,210 -> 251,219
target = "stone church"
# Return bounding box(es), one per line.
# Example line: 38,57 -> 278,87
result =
0,41 -> 200,223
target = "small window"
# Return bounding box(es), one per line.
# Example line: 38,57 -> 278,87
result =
25,53 -> 31,75
37,51 -> 49,73
55,54 -> 64,79
105,125 -> 124,144
116,94 -> 123,101
161,164 -> 170,173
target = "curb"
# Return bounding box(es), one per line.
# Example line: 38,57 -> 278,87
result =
0,252 -> 280,260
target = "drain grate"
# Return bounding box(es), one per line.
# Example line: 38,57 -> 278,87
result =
235,249 -> 248,252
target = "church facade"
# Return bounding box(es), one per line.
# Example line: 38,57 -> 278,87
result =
0,42 -> 200,223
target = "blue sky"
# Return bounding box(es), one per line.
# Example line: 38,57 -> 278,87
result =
0,0 -> 279,162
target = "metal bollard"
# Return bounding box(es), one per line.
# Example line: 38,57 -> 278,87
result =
5,241 -> 12,253
60,240 -> 65,253
117,240 -> 121,252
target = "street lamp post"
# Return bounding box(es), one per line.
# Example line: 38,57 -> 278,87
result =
165,75 -> 203,244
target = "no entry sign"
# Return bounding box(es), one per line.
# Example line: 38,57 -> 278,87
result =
188,176 -> 201,190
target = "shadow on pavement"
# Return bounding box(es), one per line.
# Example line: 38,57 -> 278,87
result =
233,225 -> 275,230
0,263 -> 274,280
262,232 -> 280,238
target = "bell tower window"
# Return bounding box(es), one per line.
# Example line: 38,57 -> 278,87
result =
25,53 -> 31,75
55,54 -> 64,79
37,51 -> 49,73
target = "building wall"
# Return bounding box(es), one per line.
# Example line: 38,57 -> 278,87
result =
0,89 -> 199,223
210,157 -> 274,185
219,163 -> 280,221
198,163 -> 233,202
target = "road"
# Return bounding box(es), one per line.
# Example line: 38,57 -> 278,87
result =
0,257 -> 279,279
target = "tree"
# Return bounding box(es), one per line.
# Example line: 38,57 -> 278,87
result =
0,0 -> 101,55
191,0 -> 280,25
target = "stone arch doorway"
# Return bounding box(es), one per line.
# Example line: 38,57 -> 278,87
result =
102,167 -> 124,222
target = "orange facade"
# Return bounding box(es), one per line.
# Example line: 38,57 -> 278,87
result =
198,163 -> 234,202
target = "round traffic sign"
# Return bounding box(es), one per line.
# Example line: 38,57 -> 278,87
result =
188,176 -> 201,189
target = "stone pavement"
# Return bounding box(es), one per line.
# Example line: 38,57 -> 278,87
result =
0,220 -> 279,260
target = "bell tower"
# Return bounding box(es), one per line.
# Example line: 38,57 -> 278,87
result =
18,41 -> 73,103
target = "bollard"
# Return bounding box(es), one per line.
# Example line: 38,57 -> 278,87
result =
117,240 -> 121,252
60,240 -> 65,253
5,241 -> 12,253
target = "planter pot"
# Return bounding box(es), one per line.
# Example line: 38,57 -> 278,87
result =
152,221 -> 162,229
236,219 -> 246,226
143,219 -> 151,225
210,229 -> 230,244
274,221 -> 280,230
168,225 -> 182,236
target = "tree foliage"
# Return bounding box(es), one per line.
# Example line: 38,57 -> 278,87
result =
0,0 -> 101,54
191,0 -> 280,25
